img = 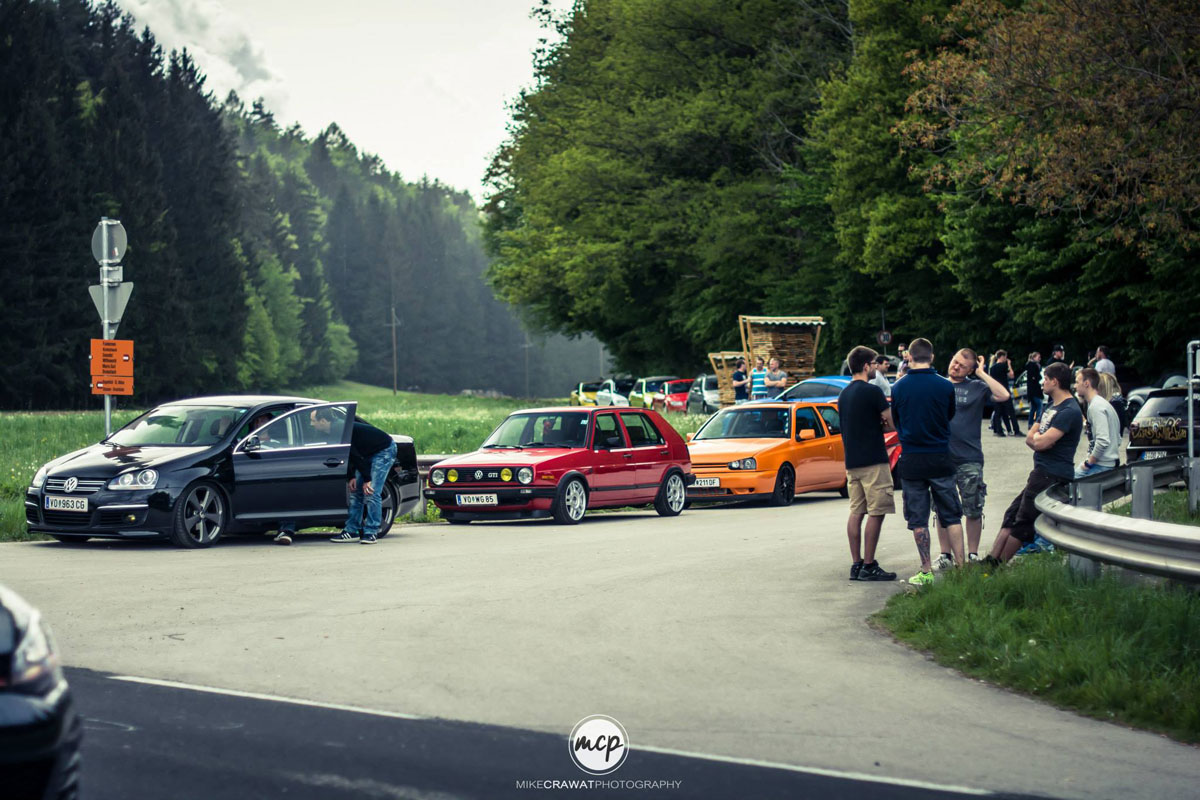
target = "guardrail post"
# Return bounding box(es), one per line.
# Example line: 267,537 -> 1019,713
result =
1066,483 -> 1103,579
1131,464 -> 1155,520
1188,457 -> 1200,516
412,474 -> 427,520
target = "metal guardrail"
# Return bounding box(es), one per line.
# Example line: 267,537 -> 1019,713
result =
1034,454 -> 1200,582
416,454 -> 447,477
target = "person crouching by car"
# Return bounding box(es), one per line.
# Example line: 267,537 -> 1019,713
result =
311,408 -> 396,545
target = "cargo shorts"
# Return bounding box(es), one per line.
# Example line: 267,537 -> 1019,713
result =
952,461 -> 987,520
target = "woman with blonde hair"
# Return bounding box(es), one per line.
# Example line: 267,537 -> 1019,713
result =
1097,371 -> 1129,437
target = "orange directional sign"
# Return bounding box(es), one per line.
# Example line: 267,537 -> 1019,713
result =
90,338 -> 134,377
91,376 -> 133,396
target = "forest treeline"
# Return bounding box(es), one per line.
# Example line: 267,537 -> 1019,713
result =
0,0 -> 597,409
485,0 -> 1200,378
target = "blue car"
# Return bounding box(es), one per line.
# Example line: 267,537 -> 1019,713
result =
756,375 -> 852,404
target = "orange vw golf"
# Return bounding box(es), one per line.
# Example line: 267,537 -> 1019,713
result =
686,402 -> 850,505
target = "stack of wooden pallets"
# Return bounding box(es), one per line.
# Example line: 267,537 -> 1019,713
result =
706,316 -> 826,407
707,351 -> 746,408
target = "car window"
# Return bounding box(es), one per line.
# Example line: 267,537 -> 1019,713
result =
694,407 -> 790,439
817,406 -> 841,435
667,380 -> 692,394
704,375 -> 718,390
483,412 -> 590,448
593,413 -> 627,449
616,379 -> 635,395
1164,375 -> 1188,389
581,381 -> 602,392
619,412 -> 665,446
111,404 -> 249,447
795,407 -> 825,439
1138,393 -> 1197,419
787,382 -> 835,399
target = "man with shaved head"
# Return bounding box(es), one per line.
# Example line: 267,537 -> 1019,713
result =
934,348 -> 1011,567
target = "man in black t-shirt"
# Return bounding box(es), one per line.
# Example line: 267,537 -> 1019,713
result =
731,358 -> 749,404
985,362 -> 1083,564
1024,352 -> 1044,427
837,346 -> 897,582
988,350 -> 1020,436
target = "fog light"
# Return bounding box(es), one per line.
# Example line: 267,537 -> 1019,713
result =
126,514 -> 137,522
447,469 -> 458,483
500,468 -> 513,482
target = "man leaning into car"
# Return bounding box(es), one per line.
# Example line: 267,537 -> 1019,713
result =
312,408 -> 396,545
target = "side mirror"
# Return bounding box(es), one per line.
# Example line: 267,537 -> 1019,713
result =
243,435 -> 262,452
798,429 -> 816,441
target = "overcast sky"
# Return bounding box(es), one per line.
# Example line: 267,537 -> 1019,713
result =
119,0 -> 571,202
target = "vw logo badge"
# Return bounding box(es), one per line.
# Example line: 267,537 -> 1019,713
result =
474,470 -> 483,480
63,477 -> 79,493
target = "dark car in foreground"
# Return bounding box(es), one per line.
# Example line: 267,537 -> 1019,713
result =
1127,387 -> 1200,461
26,395 -> 420,548
425,407 -> 694,524
0,584 -> 81,800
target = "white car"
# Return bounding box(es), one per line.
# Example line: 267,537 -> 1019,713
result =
594,378 -> 634,407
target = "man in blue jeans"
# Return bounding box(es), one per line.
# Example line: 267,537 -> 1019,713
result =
311,407 -> 397,545
890,338 -> 965,586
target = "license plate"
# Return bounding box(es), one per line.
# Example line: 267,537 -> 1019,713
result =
1141,451 -> 1169,460
456,493 -> 498,506
45,495 -> 88,512
693,477 -> 720,488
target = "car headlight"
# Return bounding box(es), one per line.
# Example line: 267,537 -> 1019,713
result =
447,469 -> 459,483
518,467 -> 533,484
11,611 -> 60,692
500,468 -> 513,482
729,458 -> 757,470
32,464 -> 49,489
431,469 -> 445,486
108,469 -> 158,490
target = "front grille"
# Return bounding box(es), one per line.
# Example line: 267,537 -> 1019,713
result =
42,509 -> 92,526
45,477 -> 106,494
97,509 -> 129,526
25,505 -> 38,523
689,488 -> 732,496
691,462 -> 729,470
443,468 -> 519,485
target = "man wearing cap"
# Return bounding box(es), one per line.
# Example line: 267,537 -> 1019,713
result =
1045,344 -> 1069,368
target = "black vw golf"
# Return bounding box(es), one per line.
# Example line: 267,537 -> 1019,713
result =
26,395 -> 419,547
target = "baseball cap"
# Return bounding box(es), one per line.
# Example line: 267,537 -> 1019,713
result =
1052,344 -> 1065,351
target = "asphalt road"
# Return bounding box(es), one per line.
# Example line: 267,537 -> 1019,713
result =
70,667 -> 1016,800
5,424 -> 1198,799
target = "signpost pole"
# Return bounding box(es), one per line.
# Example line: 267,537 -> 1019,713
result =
101,221 -> 113,437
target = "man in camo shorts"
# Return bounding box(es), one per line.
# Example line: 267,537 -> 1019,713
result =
934,348 -> 1011,567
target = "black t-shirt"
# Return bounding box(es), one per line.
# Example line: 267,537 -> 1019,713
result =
732,370 -> 748,401
1034,397 -> 1084,480
838,380 -> 889,469
988,361 -> 1011,388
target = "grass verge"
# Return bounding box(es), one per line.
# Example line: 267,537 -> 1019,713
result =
873,552 -> 1200,744
1109,489 -> 1200,528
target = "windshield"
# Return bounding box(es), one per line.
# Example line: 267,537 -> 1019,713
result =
666,380 -> 692,394
109,405 -> 248,447
482,412 -> 591,449
579,382 -> 602,393
643,379 -> 669,394
615,379 -> 635,394
704,376 -> 718,390
694,407 -> 791,440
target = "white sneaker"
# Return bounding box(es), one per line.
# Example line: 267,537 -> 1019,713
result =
968,553 -> 981,564
933,553 -> 955,571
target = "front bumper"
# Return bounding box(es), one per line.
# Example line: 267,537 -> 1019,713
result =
0,678 -> 82,800
686,470 -> 773,501
424,486 -> 558,519
26,485 -> 176,539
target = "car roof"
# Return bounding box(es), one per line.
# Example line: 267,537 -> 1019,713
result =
802,375 -> 851,384
166,394 -> 324,407
639,375 -> 679,382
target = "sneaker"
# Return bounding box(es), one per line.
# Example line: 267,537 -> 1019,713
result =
908,570 -> 935,586
273,529 -> 294,546
967,552 -> 980,564
360,534 -> 377,545
857,562 -> 897,581
992,430 -> 1007,437
330,531 -> 360,543
1011,428 -> 1022,436
850,561 -> 864,581
933,553 -> 955,571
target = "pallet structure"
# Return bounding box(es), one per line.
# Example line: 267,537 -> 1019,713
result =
709,316 -> 826,406
707,351 -> 747,408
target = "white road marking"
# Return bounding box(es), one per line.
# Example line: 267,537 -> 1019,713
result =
109,675 -> 424,720
111,675 -> 996,795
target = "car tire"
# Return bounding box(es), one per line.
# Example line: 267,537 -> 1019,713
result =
552,477 -> 588,524
50,535 -> 90,544
376,478 -> 399,538
769,464 -> 795,507
170,480 -> 227,548
838,481 -> 849,499
654,472 -> 687,517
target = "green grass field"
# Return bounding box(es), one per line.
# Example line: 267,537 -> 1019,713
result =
2,381 -> 710,542
875,552 -> 1200,743
1109,489 -> 1200,528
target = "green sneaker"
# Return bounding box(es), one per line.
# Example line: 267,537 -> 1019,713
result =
908,570 -> 935,586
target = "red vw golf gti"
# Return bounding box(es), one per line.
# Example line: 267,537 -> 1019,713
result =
425,407 -> 693,524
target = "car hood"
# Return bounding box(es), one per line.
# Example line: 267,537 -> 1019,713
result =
686,438 -> 788,462
434,449 -> 583,468
45,443 -> 207,478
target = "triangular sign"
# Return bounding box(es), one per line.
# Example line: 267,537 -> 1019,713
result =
88,282 -> 134,324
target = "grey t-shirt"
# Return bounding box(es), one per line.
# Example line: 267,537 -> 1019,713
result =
1085,394 -> 1122,466
948,378 -> 992,465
